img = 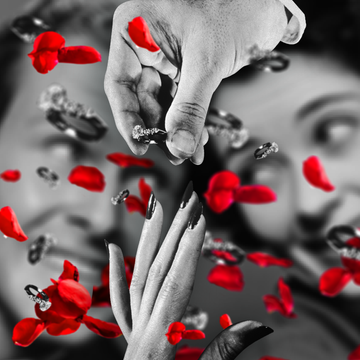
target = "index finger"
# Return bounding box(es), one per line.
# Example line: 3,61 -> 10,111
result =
104,6 -> 149,155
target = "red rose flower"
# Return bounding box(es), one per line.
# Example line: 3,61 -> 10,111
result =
13,260 -> 122,346
28,31 -> 101,74
263,278 -> 297,318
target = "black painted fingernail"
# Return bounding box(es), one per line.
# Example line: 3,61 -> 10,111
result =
243,325 -> 274,345
146,192 -> 156,220
188,202 -> 203,229
180,181 -> 193,209
104,239 -> 109,257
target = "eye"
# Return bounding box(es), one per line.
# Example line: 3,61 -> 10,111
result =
240,162 -> 280,185
313,116 -> 358,148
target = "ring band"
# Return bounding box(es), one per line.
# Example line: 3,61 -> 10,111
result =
254,142 -> 279,160
132,125 -> 167,144
205,108 -> 249,149
36,166 -> 60,189
24,284 -> 52,311
28,234 -> 57,265
249,45 -> 290,72
326,225 -> 360,260
38,84 -> 108,142
111,189 -> 130,205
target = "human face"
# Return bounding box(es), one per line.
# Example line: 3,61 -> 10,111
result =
0,33 -> 187,343
212,52 -> 360,293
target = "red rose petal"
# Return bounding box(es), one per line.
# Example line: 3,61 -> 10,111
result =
57,46 -> 101,64
182,330 -> 206,340
353,272 -> 360,286
246,252 -> 293,268
319,267 -> 353,297
0,206 -> 28,241
219,314 -> 232,329
0,169 -> 21,182
125,195 -> 147,216
58,260 -> 79,282
233,185 -> 277,204
204,171 -> 240,213
166,322 -> 186,345
263,295 -> 287,315
101,264 -> 109,286
125,256 -> 135,288
51,279 -> 91,318
12,318 -> 47,347
207,265 -> 244,291
68,165 -> 105,192
128,16 -> 160,52
28,32 -> 65,74
46,319 -> 81,336
175,345 -> 205,360
106,153 -> 154,168
349,345 -> 360,360
82,315 -> 122,338
302,155 -> 335,192
35,285 -> 64,323
139,178 -> 152,205
278,278 -> 294,315
212,249 -> 238,263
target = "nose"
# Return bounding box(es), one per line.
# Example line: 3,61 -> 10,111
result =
293,165 -> 341,235
65,163 -> 123,236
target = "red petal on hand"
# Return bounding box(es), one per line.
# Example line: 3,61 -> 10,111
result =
182,330 -> 206,340
59,260 -> 79,282
106,153 -> 154,168
166,322 -> 186,345
341,238 -> 360,273
207,265 -> 244,291
0,169 -> 21,182
302,156 -> 335,192
175,345 -> 205,360
349,345 -> 360,360
51,279 -> 91,318
219,314 -> 232,329
124,256 -> 135,288
57,46 -> 101,64
319,267 -> 353,297
204,171 -> 240,213
278,278 -> 295,315
246,252 -> 293,268
68,165 -> 105,192
46,319 -> 81,336
233,185 -> 277,204
0,206 -> 28,241
28,32 -> 65,74
91,285 -> 110,307
125,195 -> 147,216
12,318 -> 46,347
82,315 -> 122,338
139,178 -> 152,205
128,16 -> 160,52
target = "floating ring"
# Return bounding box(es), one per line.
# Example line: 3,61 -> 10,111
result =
205,108 -> 249,149
326,225 -> 360,260
254,142 -> 279,160
132,125 -> 167,144
28,234 -> 57,265
111,189 -> 130,205
11,15 -> 50,43
24,284 -> 52,311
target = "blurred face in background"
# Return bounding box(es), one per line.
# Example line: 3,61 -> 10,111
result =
212,52 -> 360,294
0,32 -> 187,344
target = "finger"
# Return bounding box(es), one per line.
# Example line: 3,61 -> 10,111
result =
129,193 -> 163,324
104,8 -> 148,155
190,142 -> 205,165
137,189 -> 199,325
165,43 -> 223,160
108,243 -> 132,340
199,321 -> 274,360
149,202 -> 206,330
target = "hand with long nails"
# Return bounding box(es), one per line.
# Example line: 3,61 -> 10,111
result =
108,184 -> 273,359
104,0 -> 305,165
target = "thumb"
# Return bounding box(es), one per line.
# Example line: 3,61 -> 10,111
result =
199,321 -> 273,360
165,49 -> 222,159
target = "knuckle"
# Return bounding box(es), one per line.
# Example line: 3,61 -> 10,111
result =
175,102 -> 206,122
129,273 -> 143,293
147,262 -> 164,283
217,336 -> 238,360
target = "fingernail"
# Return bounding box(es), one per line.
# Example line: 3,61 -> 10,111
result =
171,129 -> 196,156
146,192 -> 156,220
104,239 -> 109,257
243,325 -> 274,345
180,181 -> 193,209
188,202 -> 203,229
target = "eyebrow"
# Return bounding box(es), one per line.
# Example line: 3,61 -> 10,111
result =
296,92 -> 360,121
